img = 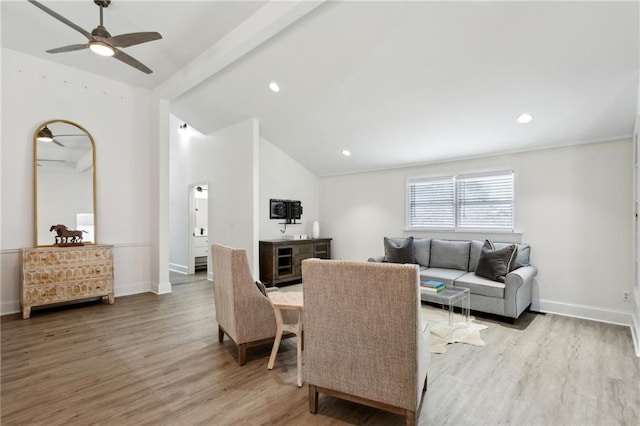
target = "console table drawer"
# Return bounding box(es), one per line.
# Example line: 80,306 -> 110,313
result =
23,278 -> 114,306
23,263 -> 113,286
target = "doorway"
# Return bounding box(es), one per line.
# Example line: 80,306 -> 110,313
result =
188,182 -> 209,276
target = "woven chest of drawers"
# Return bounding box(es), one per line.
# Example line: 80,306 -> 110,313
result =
21,245 -> 114,319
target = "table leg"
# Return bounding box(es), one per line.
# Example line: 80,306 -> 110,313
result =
296,312 -> 303,387
268,307 -> 284,370
465,293 -> 470,326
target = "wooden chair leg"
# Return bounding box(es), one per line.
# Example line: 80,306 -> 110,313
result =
406,410 -> 416,426
237,343 -> 247,366
309,385 -> 318,414
218,325 -> 224,342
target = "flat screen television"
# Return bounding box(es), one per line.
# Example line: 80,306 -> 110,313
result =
289,201 -> 303,220
269,199 -> 288,220
269,199 -> 303,223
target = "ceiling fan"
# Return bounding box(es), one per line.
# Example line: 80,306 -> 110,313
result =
28,0 -> 162,74
37,126 -> 84,147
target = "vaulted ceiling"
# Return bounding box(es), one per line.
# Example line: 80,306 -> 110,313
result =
3,1 -> 639,176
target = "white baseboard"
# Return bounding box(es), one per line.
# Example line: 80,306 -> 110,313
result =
1,301 -> 21,316
169,263 -> 188,275
632,289 -> 640,357
631,313 -> 639,357
151,281 -> 172,295
538,299 -> 632,326
207,270 -> 213,281
114,281 -> 150,297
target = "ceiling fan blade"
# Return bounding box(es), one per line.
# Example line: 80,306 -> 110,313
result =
27,0 -> 93,40
110,32 -> 162,48
113,49 -> 152,74
46,44 -> 88,54
52,139 -> 65,147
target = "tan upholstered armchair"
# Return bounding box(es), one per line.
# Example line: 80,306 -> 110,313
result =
212,244 -> 293,365
302,259 -> 430,426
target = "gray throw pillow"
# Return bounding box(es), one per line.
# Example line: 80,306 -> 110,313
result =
493,242 -> 531,270
475,241 -> 517,282
384,236 -> 415,264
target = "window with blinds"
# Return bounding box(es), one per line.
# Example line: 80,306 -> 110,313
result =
408,177 -> 455,229
407,171 -> 514,231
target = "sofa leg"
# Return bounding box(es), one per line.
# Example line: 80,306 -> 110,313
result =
309,385 -> 318,414
237,343 -> 247,366
218,325 -> 224,342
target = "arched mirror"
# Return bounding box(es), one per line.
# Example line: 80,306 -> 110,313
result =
34,120 -> 96,247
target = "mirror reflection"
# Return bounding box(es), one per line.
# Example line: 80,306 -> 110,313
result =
34,120 -> 96,246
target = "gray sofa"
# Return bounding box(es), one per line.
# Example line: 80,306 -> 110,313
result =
369,238 -> 537,320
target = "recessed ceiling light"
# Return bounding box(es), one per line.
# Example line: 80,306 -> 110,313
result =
516,113 -> 533,124
342,149 -> 351,156
268,82 -> 280,92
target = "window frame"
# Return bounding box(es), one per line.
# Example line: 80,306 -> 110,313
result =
406,170 -> 515,232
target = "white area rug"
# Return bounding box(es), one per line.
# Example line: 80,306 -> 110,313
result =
422,305 -> 488,354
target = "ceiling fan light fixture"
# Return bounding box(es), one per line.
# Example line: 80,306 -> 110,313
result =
37,126 -> 53,142
89,41 -> 115,56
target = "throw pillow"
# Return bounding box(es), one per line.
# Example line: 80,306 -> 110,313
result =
475,241 -> 517,282
384,236 -> 415,264
493,242 -> 531,270
255,280 -> 268,297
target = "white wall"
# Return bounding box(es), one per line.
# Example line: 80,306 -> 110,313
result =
320,140 -> 633,325
168,115 -> 259,277
1,48 -> 154,314
259,136 -> 320,240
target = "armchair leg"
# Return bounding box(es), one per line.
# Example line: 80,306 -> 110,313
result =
237,343 -> 247,366
309,385 -> 318,414
218,325 -> 224,342
406,410 -> 416,426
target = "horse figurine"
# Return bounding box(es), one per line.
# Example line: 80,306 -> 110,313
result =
50,224 -> 87,245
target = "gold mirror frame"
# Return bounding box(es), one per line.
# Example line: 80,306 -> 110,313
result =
33,119 -> 97,247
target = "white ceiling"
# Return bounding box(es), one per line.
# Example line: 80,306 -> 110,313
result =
3,1 -> 639,177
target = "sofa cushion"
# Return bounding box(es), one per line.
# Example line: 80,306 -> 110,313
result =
384,236 -> 415,264
419,268 -> 467,287
429,239 -> 470,270
475,241 -> 517,282
413,238 -> 431,267
468,240 -> 484,271
493,242 -> 531,270
454,271 -> 505,298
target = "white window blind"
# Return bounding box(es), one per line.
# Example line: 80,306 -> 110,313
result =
408,171 -> 514,230
408,177 -> 455,229
456,172 -> 514,230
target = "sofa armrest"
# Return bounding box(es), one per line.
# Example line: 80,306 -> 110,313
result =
503,265 -> 537,318
368,256 -> 385,263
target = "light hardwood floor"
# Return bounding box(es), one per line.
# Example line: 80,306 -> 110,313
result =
2,277 -> 639,425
